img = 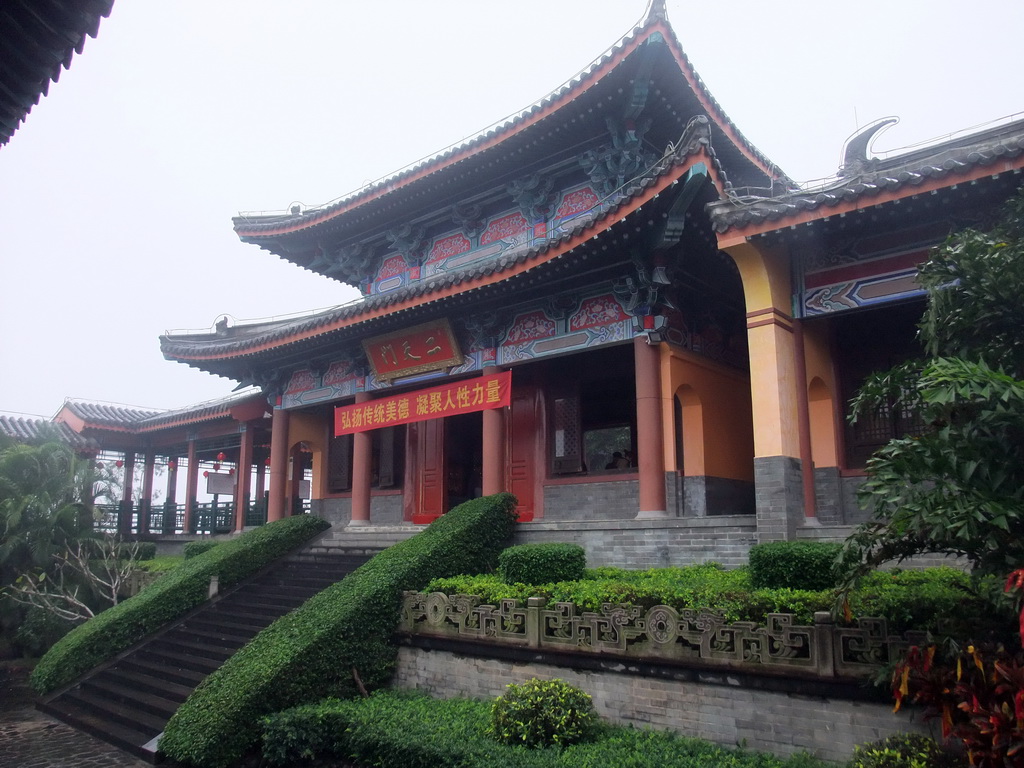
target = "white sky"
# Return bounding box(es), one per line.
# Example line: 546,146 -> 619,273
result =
1,0 -> 1021,418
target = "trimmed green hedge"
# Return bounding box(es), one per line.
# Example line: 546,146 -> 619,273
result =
498,543 -> 586,585
748,541 -> 843,591
159,493 -> 518,768
260,691 -> 829,768
426,564 -> 976,634
31,515 -> 330,694
183,540 -> 221,560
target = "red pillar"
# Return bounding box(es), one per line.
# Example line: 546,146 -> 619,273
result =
139,450 -> 155,534
164,457 -> 178,534
350,392 -> 372,525
184,440 -> 199,533
234,423 -> 254,531
793,320 -> 818,521
634,336 -> 668,518
268,407 -> 290,522
119,452 -> 136,536
482,367 -> 506,496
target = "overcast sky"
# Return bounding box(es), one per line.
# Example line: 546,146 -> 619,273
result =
1,1 -> 1021,419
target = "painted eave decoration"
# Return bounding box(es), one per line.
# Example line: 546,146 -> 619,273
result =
161,142 -> 720,372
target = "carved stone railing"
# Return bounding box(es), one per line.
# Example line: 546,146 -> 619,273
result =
400,592 -> 925,680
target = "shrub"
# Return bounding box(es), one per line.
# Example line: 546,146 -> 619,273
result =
748,541 -> 843,591
849,732 -> 965,768
425,564 -> 971,634
30,514 -> 329,694
130,541 -> 157,561
892,642 -> 1022,767
183,540 -> 221,560
489,678 -> 597,748
498,543 -> 586,585
159,493 -> 518,768
260,690 -> 829,768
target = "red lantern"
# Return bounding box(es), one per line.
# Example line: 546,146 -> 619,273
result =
115,459 -> 124,468
213,462 -> 221,471
217,452 -> 226,462
168,459 -> 177,471
203,470 -> 209,478
228,468 -> 235,475
265,457 -> 271,467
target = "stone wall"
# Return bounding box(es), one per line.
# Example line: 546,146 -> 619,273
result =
312,493 -> 404,527
514,517 -> 757,569
393,646 -> 933,764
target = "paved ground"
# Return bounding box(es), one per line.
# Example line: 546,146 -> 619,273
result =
0,666 -> 150,768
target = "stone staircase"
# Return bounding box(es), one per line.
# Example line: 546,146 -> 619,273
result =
312,523 -> 419,555
38,544 -> 377,763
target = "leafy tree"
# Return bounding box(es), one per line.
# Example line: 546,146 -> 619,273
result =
839,189 -> 1024,587
0,441 -> 96,585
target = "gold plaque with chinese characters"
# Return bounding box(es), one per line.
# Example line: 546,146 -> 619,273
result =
362,319 -> 464,381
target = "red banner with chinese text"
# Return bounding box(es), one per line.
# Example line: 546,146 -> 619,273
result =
334,371 -> 511,436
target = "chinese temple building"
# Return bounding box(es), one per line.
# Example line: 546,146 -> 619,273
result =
22,1 -> 1024,566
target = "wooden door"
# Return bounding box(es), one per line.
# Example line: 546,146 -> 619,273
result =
414,417 -> 445,523
508,385 -> 541,521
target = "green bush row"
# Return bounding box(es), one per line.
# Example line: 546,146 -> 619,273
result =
425,564 -> 976,634
748,541 -> 843,591
31,515 -> 330,694
158,493 -> 519,768
183,540 -> 221,560
260,690 -> 829,768
498,542 -> 586,585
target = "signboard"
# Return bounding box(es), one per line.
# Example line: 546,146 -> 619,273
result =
335,371 -> 511,436
206,473 -> 235,495
363,319 -> 463,381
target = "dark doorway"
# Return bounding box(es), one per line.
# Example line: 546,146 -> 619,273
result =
445,411 -> 482,508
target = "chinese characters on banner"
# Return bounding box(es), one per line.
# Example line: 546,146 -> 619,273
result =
362,319 -> 464,381
334,371 -> 511,436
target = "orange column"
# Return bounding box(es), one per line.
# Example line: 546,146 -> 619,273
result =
234,422 -> 254,531
139,449 -> 155,534
482,367 -> 506,496
350,392 -> 372,524
268,407 -> 290,522
184,440 -> 198,533
634,336 -> 668,518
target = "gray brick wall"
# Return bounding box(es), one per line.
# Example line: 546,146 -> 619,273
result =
393,647 -> 935,764
543,479 -> 638,521
754,456 -> 804,542
312,494 -> 403,527
515,517 -> 757,569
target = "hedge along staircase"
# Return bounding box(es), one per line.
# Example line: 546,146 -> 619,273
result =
38,542 -> 379,763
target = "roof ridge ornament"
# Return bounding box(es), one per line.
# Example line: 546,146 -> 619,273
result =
643,0 -> 670,24
839,116 -> 899,177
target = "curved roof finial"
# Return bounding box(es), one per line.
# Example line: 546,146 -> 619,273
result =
643,0 -> 669,24
840,116 -> 898,175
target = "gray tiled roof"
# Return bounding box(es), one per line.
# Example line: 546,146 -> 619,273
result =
62,391 -> 266,431
1,0 -> 114,146
708,117 -> 1024,233
165,117 -> 721,362
0,414 -> 99,450
233,7 -> 784,239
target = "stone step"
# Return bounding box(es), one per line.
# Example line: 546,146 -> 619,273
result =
39,537 -> 370,763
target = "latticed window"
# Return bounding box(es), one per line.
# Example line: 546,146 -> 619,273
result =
327,434 -> 352,493
848,393 -> 927,467
551,394 -> 583,474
